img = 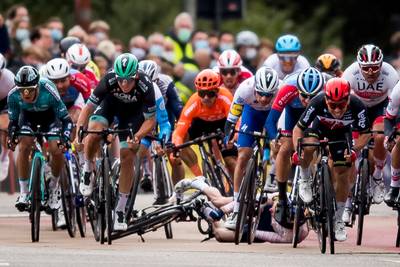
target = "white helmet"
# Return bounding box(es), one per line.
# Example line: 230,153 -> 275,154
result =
138,60 -> 160,81
356,44 -> 383,66
236,31 -> 260,47
0,53 -> 6,70
46,58 -> 70,80
254,66 -> 279,94
217,49 -> 242,69
66,43 -> 91,67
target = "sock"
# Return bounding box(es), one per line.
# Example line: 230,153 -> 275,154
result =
277,181 -> 287,202
19,178 -> 29,194
336,202 -> 345,221
373,157 -> 385,180
391,167 -> 400,187
233,192 -> 239,213
189,164 -> 202,177
345,197 -> 352,209
142,156 -> 151,176
300,166 -> 310,181
191,176 -> 208,191
83,159 -> 94,173
116,192 -> 129,212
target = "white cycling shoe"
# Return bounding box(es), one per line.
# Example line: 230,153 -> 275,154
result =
79,172 -> 94,197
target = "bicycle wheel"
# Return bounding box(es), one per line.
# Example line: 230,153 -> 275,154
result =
30,156 -> 42,242
72,154 -> 86,238
322,163 -> 335,254
234,158 -> 255,245
214,163 -> 233,197
126,157 -> 141,224
60,164 -> 77,238
316,168 -> 327,254
202,159 -> 224,195
357,158 -> 369,246
51,210 -> 57,231
104,156 -> 115,245
154,155 -> 170,204
87,197 -> 100,242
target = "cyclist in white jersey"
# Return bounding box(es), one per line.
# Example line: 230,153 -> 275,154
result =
263,34 -> 310,80
342,45 -> 399,214
0,53 -> 15,182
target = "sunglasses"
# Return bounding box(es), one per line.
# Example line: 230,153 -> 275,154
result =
220,68 -> 239,76
198,90 -> 218,98
18,86 -> 37,96
299,92 -> 315,99
116,75 -> 136,83
361,65 -> 380,74
326,100 -> 348,110
256,91 -> 274,98
278,53 -> 299,62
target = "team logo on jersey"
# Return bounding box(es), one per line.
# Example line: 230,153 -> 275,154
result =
230,104 -> 243,116
317,116 -> 353,130
113,92 -> 137,102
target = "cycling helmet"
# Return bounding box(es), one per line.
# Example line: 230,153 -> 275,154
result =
15,66 -> 40,87
315,53 -> 340,73
254,66 -> 279,94
46,58 -> 70,80
357,44 -> 383,66
275,34 -> 301,53
194,69 -> 220,90
59,36 -> 81,54
324,77 -> 350,102
138,60 -> 160,81
114,53 -> 138,78
236,31 -> 260,47
217,49 -> 242,69
297,67 -> 324,96
0,53 -> 6,70
66,43 -> 91,66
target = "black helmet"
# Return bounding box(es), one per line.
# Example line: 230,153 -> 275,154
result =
59,36 -> 81,54
15,66 -> 40,87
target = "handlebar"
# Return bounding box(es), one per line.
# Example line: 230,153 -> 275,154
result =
172,130 -> 224,152
78,124 -> 135,144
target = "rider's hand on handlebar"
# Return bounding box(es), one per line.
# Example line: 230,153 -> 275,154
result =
127,135 -> 140,151
73,137 -> 84,152
384,135 -> 396,151
270,139 -> 281,157
344,148 -> 357,163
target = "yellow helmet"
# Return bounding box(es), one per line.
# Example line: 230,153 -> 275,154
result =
315,53 -> 340,73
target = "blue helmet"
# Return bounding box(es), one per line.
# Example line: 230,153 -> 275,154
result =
275,34 -> 301,53
297,67 -> 324,96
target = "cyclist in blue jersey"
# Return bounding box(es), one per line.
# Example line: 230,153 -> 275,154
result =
7,66 -> 73,212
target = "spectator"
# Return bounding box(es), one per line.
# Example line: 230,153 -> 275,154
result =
88,20 -> 110,43
388,31 -> 400,73
257,38 -> 274,68
97,39 -> 116,65
218,31 -> 235,52
191,30 -> 209,53
0,14 -> 11,55
30,25 -> 54,54
165,12 -> 194,65
194,49 -> 212,70
5,4 -> 29,36
67,25 -> 88,43
128,35 -> 148,60
46,17 -> 64,55
324,45 -> 344,67
93,55 -> 109,79
147,32 -> 165,58
8,45 -> 48,73
236,30 -> 260,73
112,38 -> 125,57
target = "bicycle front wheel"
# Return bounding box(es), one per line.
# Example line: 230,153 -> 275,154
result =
60,163 -> 77,238
357,158 -> 369,246
317,168 -> 327,254
30,156 -> 42,242
322,163 -> 335,254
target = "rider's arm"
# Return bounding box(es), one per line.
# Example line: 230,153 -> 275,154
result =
385,81 -> 400,136
135,77 -> 157,141
350,96 -> 370,151
172,94 -> 198,146
154,83 -> 172,142
6,89 -> 20,132
165,81 -> 183,119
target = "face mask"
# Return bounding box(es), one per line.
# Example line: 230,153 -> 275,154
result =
177,28 -> 191,43
194,40 -> 209,51
219,42 -> 234,52
94,31 -> 107,42
50,29 -> 63,42
130,47 -> 146,60
16,28 -> 30,42
163,51 -> 175,63
149,44 -> 164,56
245,48 -> 257,60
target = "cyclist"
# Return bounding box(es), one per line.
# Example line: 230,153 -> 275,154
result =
342,44 -> 399,205
214,49 -> 253,95
383,80 -> 400,206
66,43 -> 99,90
170,69 -> 235,183
7,66 -> 73,211
45,58 -> 85,124
223,66 -> 280,229
292,77 -> 370,241
75,53 -> 156,231
263,34 -> 310,80
315,53 -> 343,80
265,67 -> 324,225
0,53 -> 15,182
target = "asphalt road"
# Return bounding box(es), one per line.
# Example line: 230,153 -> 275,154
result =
0,192 -> 399,267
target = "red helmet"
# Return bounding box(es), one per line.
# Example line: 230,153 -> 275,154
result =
194,69 -> 220,90
324,77 -> 350,102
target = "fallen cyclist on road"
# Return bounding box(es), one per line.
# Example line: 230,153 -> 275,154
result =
175,176 -> 309,243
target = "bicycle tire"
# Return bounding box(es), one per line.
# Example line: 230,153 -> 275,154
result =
234,157 -> 255,245
72,154 -> 86,238
87,199 -> 100,242
51,210 -> 57,231
396,210 -> 400,247
322,163 -> 335,254
60,164 -> 77,238
357,158 -> 369,246
164,223 -> 173,239
214,163 -> 233,197
317,168 -> 327,254
202,159 -> 225,196
131,207 -> 182,235
30,156 -> 42,242
125,157 -> 141,224
104,156 -> 114,245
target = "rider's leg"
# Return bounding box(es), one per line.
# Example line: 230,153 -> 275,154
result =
180,146 -> 202,176
17,136 -> 35,195
385,135 -> 400,205
298,135 -> 318,203
47,140 -> 64,184
275,137 -> 293,203
371,121 -> 387,203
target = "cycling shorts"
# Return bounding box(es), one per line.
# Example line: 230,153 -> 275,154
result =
0,97 -> 7,114
367,98 -> 387,126
19,110 -> 60,140
278,105 -> 305,135
237,105 -> 269,148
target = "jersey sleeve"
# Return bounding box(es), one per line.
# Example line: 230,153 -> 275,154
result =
297,95 -> 320,130
154,83 -> 171,141
72,93 -> 85,110
350,96 -> 370,132
7,89 -> 20,123
172,94 -> 198,145
140,76 -> 156,119
70,72 -> 92,100
227,80 -> 248,123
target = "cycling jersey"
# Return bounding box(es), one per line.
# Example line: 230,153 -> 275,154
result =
69,69 -> 92,100
157,73 -> 183,127
83,67 -> 99,89
385,80 -> 400,134
343,62 -> 399,108
263,54 -> 310,80
265,72 -> 306,139
172,87 -> 232,146
213,65 -> 253,94
7,78 -> 72,135
0,68 -> 15,112
60,86 -> 85,110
